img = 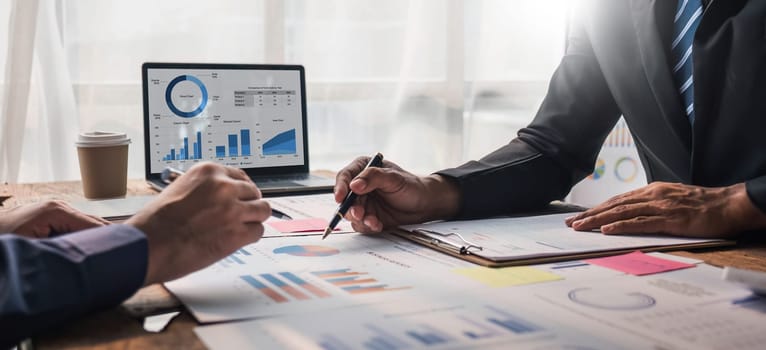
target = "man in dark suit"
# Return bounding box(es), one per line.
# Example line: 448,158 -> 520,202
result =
335,0 -> 766,238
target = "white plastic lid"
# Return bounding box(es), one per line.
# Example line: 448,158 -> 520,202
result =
75,131 -> 131,147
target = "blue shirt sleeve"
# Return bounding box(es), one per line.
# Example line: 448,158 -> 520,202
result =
0,224 -> 148,347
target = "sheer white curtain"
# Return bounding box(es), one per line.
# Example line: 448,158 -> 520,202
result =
0,0 -> 80,183
0,0 -> 568,183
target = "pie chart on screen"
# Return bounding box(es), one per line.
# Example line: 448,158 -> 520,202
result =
273,245 -> 340,257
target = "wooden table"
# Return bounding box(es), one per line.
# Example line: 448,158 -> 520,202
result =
3,179 -> 766,349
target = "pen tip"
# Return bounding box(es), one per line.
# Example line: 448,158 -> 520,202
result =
321,227 -> 332,240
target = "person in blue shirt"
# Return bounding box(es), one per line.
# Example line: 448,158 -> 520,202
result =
0,162 -> 271,346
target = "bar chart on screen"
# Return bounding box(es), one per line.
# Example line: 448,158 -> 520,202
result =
161,131 -> 204,161
212,129 -> 252,158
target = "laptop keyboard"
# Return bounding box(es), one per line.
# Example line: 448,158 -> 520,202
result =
251,174 -> 324,188
254,174 -> 312,182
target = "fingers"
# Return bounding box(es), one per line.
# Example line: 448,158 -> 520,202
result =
347,204 -> 365,222
344,197 -> 367,225
221,165 -> 252,183
350,220 -> 380,234
241,200 -> 272,223
88,214 -> 112,226
350,167 -> 406,196
344,196 -> 383,233
220,211 -> 268,255
361,203 -> 383,232
228,178 -> 262,200
182,162 -> 262,200
600,216 -> 676,235
570,202 -> 660,231
242,222 -> 265,243
52,212 -> 107,233
565,189 -> 648,226
335,157 -> 369,202
46,201 -> 108,235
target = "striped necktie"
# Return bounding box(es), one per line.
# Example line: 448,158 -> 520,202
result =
671,0 -> 704,125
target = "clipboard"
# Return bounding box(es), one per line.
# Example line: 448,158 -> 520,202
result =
391,228 -> 732,267
391,212 -> 735,268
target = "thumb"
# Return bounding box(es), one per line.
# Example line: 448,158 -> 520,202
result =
350,167 -> 406,195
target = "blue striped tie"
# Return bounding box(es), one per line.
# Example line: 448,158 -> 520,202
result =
671,0 -> 703,125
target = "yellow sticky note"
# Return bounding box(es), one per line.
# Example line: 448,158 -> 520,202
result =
452,266 -> 562,287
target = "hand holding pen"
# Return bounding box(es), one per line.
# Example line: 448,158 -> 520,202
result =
331,154 -> 461,234
162,166 -> 293,220
323,153 -> 384,239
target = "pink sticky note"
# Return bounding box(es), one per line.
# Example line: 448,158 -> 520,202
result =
585,251 -> 695,276
267,218 -> 336,233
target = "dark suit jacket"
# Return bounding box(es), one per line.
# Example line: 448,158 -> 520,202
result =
438,0 -> 766,220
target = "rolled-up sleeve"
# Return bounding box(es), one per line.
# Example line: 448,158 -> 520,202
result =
0,224 -> 148,347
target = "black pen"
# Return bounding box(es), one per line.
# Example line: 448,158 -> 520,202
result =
161,166 -> 292,220
322,153 -> 384,239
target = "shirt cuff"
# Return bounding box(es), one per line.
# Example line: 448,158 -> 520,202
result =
47,224 -> 148,308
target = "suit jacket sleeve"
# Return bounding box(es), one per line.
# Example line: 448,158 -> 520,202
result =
746,178 -> 766,214
0,224 -> 148,347
436,15 -> 623,219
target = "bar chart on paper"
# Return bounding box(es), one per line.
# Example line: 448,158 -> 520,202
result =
312,268 -> 412,295
164,234 -> 461,323
165,262 -> 418,322
235,267 -> 412,303
349,305 -> 546,348
194,302 -> 577,350
218,247 -> 252,267
239,272 -> 332,303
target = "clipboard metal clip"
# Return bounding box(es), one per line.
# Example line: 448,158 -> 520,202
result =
412,229 -> 483,255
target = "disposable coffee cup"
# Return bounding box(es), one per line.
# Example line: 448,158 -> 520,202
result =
76,131 -> 131,199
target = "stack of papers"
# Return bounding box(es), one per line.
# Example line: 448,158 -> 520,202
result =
159,195 -> 761,349
397,213 -> 729,265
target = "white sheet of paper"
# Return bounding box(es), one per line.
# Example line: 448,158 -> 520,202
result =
400,213 -> 723,261
69,195 -> 156,220
195,295 -> 635,350
531,264 -> 760,350
143,311 -> 180,333
266,193 -> 353,235
194,264 -> 765,350
165,234 -> 474,323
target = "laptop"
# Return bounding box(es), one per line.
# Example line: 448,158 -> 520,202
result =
142,62 -> 334,195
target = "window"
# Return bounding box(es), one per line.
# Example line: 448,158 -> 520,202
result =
2,0 -> 567,181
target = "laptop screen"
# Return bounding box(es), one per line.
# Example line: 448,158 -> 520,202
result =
142,63 -> 308,177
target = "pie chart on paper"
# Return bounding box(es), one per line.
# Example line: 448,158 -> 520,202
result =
567,287 -> 656,310
273,245 -> 340,257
